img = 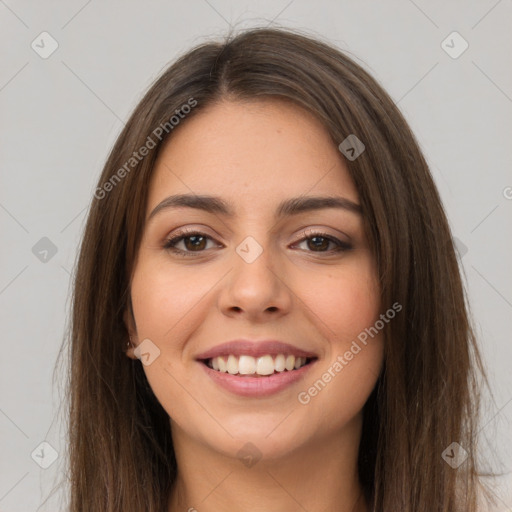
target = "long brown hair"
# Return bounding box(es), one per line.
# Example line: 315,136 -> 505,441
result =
60,26 -> 490,511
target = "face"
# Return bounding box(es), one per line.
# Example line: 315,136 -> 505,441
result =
126,98 -> 384,460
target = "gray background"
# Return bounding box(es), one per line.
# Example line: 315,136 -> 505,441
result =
1,1 -> 511,510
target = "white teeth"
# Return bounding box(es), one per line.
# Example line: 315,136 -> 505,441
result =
217,356 -> 227,373
238,355 -> 256,375
256,355 -> 275,375
274,354 -> 286,372
208,354 -> 310,375
226,355 -> 238,374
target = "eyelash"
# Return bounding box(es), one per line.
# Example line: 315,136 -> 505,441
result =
163,228 -> 352,257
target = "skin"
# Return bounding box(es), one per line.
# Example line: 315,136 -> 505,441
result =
125,98 -> 384,512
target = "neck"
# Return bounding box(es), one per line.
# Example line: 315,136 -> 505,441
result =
167,416 -> 368,512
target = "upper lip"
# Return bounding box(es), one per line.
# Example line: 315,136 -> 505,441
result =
195,339 -> 318,360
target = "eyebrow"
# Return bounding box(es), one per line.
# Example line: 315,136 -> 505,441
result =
147,194 -> 362,222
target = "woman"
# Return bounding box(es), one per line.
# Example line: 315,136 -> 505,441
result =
64,26 -> 492,511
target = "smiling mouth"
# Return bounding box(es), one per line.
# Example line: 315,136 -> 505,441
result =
201,354 -> 317,377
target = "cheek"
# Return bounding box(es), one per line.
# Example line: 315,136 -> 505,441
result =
293,258 -> 383,412
297,259 -> 381,345
129,261 -> 207,422
130,258 -> 217,340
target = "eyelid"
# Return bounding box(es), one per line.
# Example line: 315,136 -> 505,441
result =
294,225 -> 352,243
292,228 -> 353,252
165,226 -> 222,242
163,227 -> 223,249
163,226 -> 353,256
165,225 -> 350,243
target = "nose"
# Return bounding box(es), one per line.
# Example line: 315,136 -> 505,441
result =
217,241 -> 292,321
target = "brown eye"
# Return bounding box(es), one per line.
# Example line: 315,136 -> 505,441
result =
164,231 -> 220,256
182,234 -> 207,251
306,236 -> 331,251
294,230 -> 352,254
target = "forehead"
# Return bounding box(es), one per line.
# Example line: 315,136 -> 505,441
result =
146,98 -> 359,216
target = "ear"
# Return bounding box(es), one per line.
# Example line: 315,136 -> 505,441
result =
123,302 -> 139,360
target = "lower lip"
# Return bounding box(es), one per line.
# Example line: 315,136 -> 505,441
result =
199,360 -> 317,397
